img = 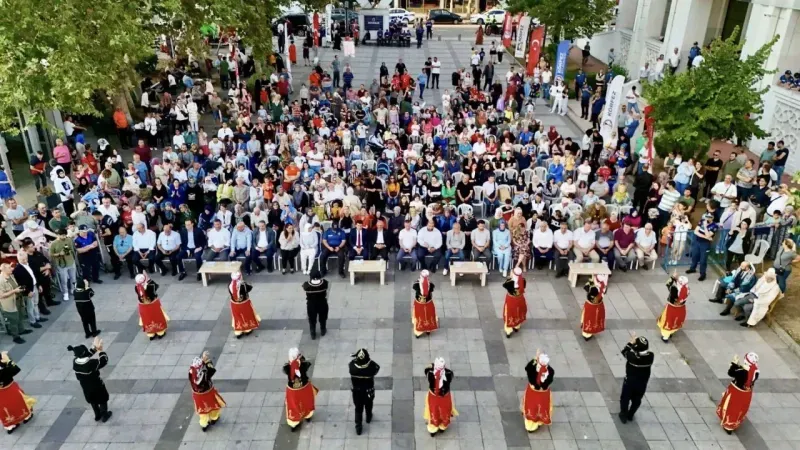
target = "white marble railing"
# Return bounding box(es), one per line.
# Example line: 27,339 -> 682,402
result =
618,28 -> 633,67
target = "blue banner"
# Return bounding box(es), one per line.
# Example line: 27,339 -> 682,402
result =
364,15 -> 384,31
554,40 -> 570,82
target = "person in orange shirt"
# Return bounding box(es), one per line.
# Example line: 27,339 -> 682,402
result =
112,107 -> 132,148
263,176 -> 275,202
309,71 -> 321,87
284,162 -> 300,191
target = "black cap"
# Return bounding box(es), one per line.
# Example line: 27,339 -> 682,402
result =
67,344 -> 92,358
78,225 -> 89,231
351,348 -> 371,362
633,336 -> 649,352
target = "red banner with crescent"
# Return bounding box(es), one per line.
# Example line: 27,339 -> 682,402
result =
526,26 -> 544,76
502,14 -> 513,48
644,105 -> 655,163
313,13 -> 320,47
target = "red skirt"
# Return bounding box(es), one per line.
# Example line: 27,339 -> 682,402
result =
521,386 -> 552,425
230,299 -> 261,332
285,383 -> 319,424
657,302 -> 687,332
503,293 -> 528,329
138,299 -> 168,334
0,382 -> 35,428
716,383 -> 753,431
413,300 -> 439,333
582,301 -> 606,334
192,387 -> 226,415
425,391 -> 456,428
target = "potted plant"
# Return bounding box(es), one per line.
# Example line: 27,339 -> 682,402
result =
37,186 -> 61,209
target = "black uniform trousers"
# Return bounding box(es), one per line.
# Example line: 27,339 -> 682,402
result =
620,378 -> 647,419
76,302 -> 97,336
91,402 -> 109,420
307,300 -> 329,332
352,388 -> 374,425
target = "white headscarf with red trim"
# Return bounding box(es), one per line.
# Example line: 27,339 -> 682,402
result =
419,270 -> 430,297
433,357 -> 446,389
230,271 -> 242,301
189,357 -> 206,386
594,273 -> 608,295
744,352 -> 759,389
135,273 -> 149,299
288,347 -> 301,381
536,353 -> 550,383
676,276 -> 689,303
512,267 -> 522,289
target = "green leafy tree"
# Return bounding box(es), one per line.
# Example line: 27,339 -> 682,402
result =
507,0 -> 615,42
645,27 -> 778,159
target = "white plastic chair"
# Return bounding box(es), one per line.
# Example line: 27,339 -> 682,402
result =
606,205 -> 620,218
521,168 -> 535,186
457,203 -> 474,217
533,167 -> 547,183
512,144 -> 523,153
472,186 -> 485,217
364,160 -> 377,172
352,160 -> 365,172
744,239 -> 770,272
505,169 -> 518,182
567,203 -> 583,216
452,172 -> 464,185
497,184 -> 512,202
493,169 -> 505,180
620,205 -> 633,217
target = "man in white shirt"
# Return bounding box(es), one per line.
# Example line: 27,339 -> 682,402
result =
217,123 -> 234,140
156,223 -> 184,277
532,220 -> 554,270
208,136 -> 225,156
397,220 -> 419,271
443,223 -> 465,275
668,47 -> 680,74
172,130 -> 185,148
372,221 -> 389,261
97,197 -> 120,222
573,221 -> 600,263
307,148 -> 324,174
635,223 -> 658,269
692,53 -> 704,68
205,219 -> 232,262
541,69 -> 552,101
431,57 -> 441,89
711,175 -> 738,209
132,223 -> 157,274
625,86 -> 640,114
482,175 -> 499,215
417,221 -> 443,271
471,220 -> 491,261
470,52 -> 480,68
553,222 -> 573,277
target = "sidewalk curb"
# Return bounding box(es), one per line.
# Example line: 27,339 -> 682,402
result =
769,319 -> 800,359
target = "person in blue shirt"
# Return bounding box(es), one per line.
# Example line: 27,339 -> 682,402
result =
320,221 -> 347,277
624,114 -> 640,141
517,148 -> 532,171
112,226 -> 135,279
417,72 -> 428,100
574,69 -> 587,98
590,94 -> 606,129
416,25 -> 424,48
74,225 -> 103,284
425,19 -> 433,39
779,70 -> 794,86
492,220 -> 513,276
169,180 -> 187,207
343,67 -> 354,92
518,127 -> 533,146
435,208 -> 457,234
182,74 -> 194,89
688,42 -> 700,68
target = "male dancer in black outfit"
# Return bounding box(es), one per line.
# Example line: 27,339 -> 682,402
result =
619,334 -> 654,423
349,348 -> 380,435
302,269 -> 329,339
68,338 -> 112,422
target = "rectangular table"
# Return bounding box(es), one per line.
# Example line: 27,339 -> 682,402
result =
568,262 -> 612,287
449,261 -> 488,286
349,260 -> 386,285
198,261 -> 242,287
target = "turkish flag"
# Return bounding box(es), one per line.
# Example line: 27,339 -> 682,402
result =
502,14 -> 513,48
313,13 -> 320,47
526,26 -> 544,76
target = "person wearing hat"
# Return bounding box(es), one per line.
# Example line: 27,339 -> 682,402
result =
74,224 -> 104,285
657,272 -> 690,342
619,333 -> 654,423
0,350 -> 37,433
73,278 -> 99,338
503,266 -> 527,338
424,357 -> 457,436
686,213 -> 717,281
189,351 -> 226,431
412,270 -> 438,338
522,350 -> 554,432
69,337 -> 112,422
0,263 -> 31,344
283,348 -> 318,431
302,269 -> 329,340
581,273 -> 607,341
134,273 -> 169,340
727,268 -> 782,327
349,348 -> 381,435
228,272 -> 259,338
50,227 -> 78,301
717,352 -> 759,434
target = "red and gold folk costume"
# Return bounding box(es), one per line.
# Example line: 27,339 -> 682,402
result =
189,356 -> 226,430
0,357 -> 36,433
521,354 -> 554,432
283,348 -> 318,430
135,274 -> 169,339
503,267 -> 528,337
717,352 -> 759,433
229,272 -> 260,337
424,358 -> 458,435
581,274 -> 608,340
657,275 -> 689,342
412,271 -> 438,337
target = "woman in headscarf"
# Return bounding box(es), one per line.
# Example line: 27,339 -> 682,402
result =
0,350 -> 36,434
502,267 -> 527,338
283,347 -> 318,431
229,272 -> 259,338
717,352 -> 759,434
412,270 -> 438,337
189,351 -> 226,431
423,357 -> 457,436
522,351 -> 554,432
134,273 -> 169,340
492,220 -> 512,277
657,272 -> 689,342
581,273 -> 607,341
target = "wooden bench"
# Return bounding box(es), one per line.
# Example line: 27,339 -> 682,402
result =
568,262 -> 612,287
349,260 -> 386,285
449,261 -> 488,286
198,261 -> 242,287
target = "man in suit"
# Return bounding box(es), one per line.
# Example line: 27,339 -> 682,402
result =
349,221 -> 371,261
250,221 -> 277,273
12,252 -> 47,329
21,238 -> 60,310
180,219 -> 207,281
371,220 -> 389,261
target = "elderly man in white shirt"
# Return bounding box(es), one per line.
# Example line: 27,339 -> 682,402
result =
711,174 -> 738,209
397,220 -> 419,271
417,221 -> 443,271
205,219 -> 232,262
634,223 -> 658,269
553,222 -> 573,277
156,223 -> 184,278
132,223 -> 157,274
532,220 -> 554,270
573,221 -> 600,263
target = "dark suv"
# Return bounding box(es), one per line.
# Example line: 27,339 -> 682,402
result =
428,9 -> 463,23
271,13 -> 310,35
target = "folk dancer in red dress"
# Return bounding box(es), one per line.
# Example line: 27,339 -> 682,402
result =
0,351 -> 36,434
424,357 -> 458,436
582,273 -> 608,341
228,272 -> 260,338
135,273 -> 169,340
503,267 -> 528,338
521,351 -> 554,432
283,347 -> 318,431
717,352 -> 759,435
189,351 -> 226,431
657,273 -> 689,342
412,270 -> 438,338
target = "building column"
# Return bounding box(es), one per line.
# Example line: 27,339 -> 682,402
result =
661,0 -> 713,73
625,0 -> 668,76
617,0 -> 638,30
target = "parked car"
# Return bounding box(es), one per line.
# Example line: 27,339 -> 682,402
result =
271,13 -> 310,35
469,8 -> 505,25
427,9 -> 464,23
389,8 -> 416,23
330,8 -> 359,24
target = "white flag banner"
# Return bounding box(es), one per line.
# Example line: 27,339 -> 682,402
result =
599,75 -> 626,144
515,16 -> 531,58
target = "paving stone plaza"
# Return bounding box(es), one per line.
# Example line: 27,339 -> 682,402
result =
2,28 -> 799,450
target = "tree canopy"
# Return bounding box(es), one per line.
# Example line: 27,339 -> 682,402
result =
645,27 -> 778,159
507,0 -> 615,42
